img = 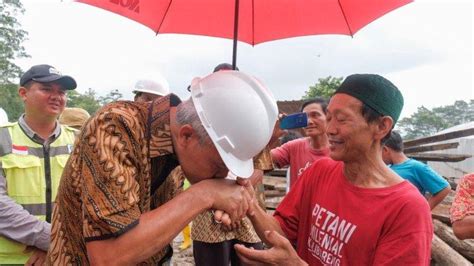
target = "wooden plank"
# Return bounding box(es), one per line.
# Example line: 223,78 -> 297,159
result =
265,196 -> 284,210
264,190 -> 286,197
404,142 -> 459,154
408,153 -> 471,162
265,201 -> 280,210
404,128 -> 474,148
432,191 -> 454,224
263,175 -> 287,191
266,169 -> 288,177
432,210 -> 451,225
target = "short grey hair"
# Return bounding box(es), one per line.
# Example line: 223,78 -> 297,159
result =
176,98 -> 212,145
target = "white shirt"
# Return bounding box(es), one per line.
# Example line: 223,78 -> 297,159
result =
0,108 -> 7,125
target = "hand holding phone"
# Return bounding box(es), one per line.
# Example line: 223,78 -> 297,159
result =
279,112 -> 308,129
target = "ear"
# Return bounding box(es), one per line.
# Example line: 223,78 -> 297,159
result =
374,116 -> 393,141
18,86 -> 28,102
176,124 -> 196,148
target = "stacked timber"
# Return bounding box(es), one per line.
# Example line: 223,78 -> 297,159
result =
431,191 -> 474,264
263,172 -> 286,211
404,128 -> 474,264
404,127 -> 473,163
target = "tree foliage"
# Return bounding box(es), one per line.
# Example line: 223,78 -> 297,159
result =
98,89 -> 123,106
0,83 -> 23,120
397,100 -> 474,140
0,0 -> 29,83
67,88 -> 102,115
303,76 -> 343,99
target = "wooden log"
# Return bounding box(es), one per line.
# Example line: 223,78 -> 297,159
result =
433,219 -> 474,262
404,142 -> 459,154
404,128 -> 474,148
408,153 -> 471,162
431,234 -> 471,265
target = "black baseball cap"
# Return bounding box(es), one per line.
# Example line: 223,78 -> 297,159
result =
20,64 -> 77,90
213,63 -> 239,72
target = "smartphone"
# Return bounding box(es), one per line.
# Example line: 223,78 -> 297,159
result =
279,112 -> 308,129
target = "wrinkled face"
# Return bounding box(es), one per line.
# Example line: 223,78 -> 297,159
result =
134,92 -> 161,103
19,82 -> 67,118
175,126 -> 229,184
302,103 -> 327,138
326,94 -> 377,162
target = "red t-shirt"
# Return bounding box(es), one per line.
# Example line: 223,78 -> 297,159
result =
274,158 -> 433,265
271,137 -> 329,188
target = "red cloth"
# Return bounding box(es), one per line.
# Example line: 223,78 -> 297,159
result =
271,138 -> 329,188
274,158 -> 433,265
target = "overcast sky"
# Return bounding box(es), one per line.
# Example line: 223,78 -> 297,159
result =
15,0 -> 473,118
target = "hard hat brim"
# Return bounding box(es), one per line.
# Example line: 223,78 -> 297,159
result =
217,152 -> 254,178
133,89 -> 167,96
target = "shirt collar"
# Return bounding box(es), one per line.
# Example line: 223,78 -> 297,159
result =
18,114 -> 61,142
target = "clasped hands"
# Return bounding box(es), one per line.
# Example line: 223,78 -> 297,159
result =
212,176 -> 256,231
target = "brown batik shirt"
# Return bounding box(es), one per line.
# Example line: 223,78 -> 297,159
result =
46,95 -> 184,265
191,148 -> 273,243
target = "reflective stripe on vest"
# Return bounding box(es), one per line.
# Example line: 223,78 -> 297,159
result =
0,122 -> 76,264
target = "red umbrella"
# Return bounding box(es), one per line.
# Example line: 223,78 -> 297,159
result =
77,0 -> 412,69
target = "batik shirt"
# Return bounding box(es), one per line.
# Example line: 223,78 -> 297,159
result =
46,95 -> 183,265
450,173 -> 474,223
191,148 -> 273,243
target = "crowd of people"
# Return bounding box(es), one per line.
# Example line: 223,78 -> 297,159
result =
0,63 -> 472,265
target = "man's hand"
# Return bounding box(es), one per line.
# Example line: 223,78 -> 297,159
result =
213,171 -> 261,226
204,178 -> 254,223
237,169 -> 263,187
222,220 -> 243,231
234,230 -> 307,266
268,115 -> 288,149
24,246 -> 47,266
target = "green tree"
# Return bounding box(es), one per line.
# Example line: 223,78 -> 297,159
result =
98,89 -> 123,105
303,76 -> 343,99
67,88 -> 102,115
432,100 -> 474,126
1,0 -> 29,83
397,100 -> 474,140
0,83 -> 23,121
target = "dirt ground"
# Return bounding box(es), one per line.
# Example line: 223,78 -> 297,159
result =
171,233 -> 195,266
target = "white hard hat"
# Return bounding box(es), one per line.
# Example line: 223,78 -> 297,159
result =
190,71 -> 278,178
133,79 -> 170,96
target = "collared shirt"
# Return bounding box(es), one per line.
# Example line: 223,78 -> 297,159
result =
47,95 -> 182,265
18,114 -> 62,145
0,115 -> 62,251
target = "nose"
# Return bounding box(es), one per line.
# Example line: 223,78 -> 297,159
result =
326,119 -> 336,136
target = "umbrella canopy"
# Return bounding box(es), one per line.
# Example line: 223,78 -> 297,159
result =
77,0 -> 412,67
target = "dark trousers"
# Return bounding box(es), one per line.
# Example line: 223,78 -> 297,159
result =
193,240 -> 264,266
